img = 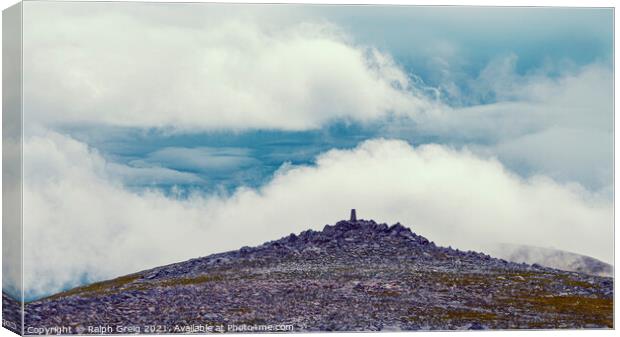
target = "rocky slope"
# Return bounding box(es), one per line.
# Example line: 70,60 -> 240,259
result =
10,216 -> 614,333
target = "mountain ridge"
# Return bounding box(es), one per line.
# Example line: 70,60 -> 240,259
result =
8,213 -> 614,332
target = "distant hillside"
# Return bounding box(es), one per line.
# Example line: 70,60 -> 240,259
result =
11,214 -> 613,332
487,243 -> 613,277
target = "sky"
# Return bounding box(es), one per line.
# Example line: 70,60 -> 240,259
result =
8,2 -> 613,300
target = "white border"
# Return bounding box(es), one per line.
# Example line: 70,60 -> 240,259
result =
0,1 -> 616,337
0,0 -> 615,6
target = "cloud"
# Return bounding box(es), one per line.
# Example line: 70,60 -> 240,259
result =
488,127 -> 612,194
23,3 -> 432,132
467,63 -> 613,191
3,138 -> 22,298
132,147 -> 258,173
20,3 -> 613,192
383,62 -> 613,191
21,4 -> 612,134
106,163 -> 205,187
317,6 -> 612,105
410,62 -> 612,141
20,133 -> 612,300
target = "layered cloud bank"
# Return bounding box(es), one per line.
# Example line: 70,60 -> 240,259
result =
417,64 -> 613,190
22,3 -> 613,191
24,4 -> 431,131
21,134 -> 612,299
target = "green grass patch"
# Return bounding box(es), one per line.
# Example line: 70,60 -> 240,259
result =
39,273 -> 227,302
42,274 -> 142,301
158,274 -> 224,287
524,295 -> 612,327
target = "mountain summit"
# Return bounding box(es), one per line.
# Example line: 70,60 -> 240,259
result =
12,214 -> 613,332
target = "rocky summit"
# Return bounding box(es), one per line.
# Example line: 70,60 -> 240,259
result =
9,215 -> 614,333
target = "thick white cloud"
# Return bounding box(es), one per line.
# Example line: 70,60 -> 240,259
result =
23,3 -> 431,131
21,134 -> 612,299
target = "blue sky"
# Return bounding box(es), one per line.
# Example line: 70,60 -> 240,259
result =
14,3 -> 614,300
313,6 -> 612,101
62,121 -> 429,196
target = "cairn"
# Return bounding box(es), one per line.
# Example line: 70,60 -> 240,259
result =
350,209 -> 357,222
